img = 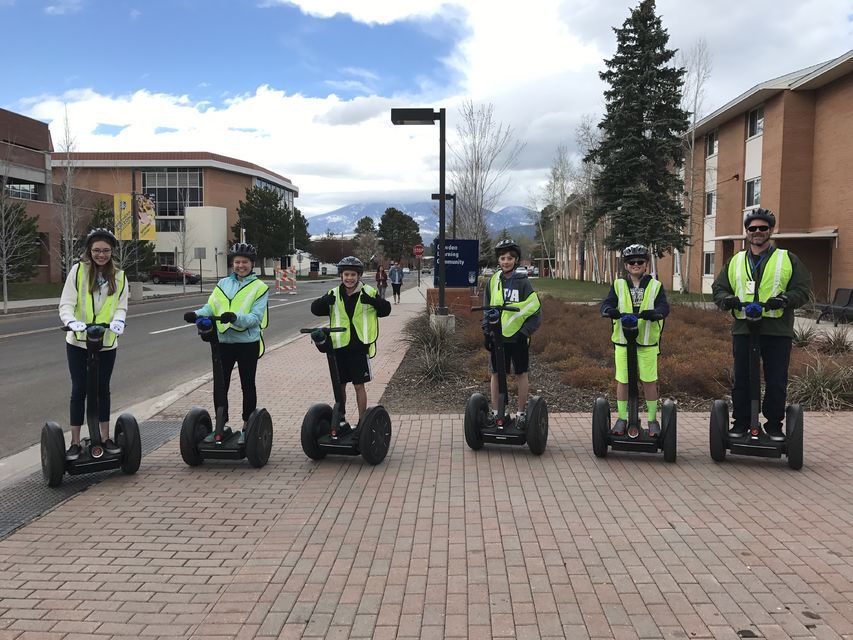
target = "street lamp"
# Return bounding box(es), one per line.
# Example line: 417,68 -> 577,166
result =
392,107 -> 447,315
432,192 -> 456,239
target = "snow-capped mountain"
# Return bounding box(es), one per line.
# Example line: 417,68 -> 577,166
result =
306,202 -> 537,241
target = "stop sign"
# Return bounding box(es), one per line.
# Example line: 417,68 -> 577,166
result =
413,244 -> 424,257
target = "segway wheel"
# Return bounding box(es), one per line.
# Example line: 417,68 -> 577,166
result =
358,405 -> 392,465
525,396 -> 548,456
41,422 -> 66,487
592,397 -> 610,458
709,399 -> 728,462
661,400 -> 677,463
245,408 -> 273,468
464,393 -> 488,451
785,403 -> 804,471
180,406 -> 212,467
115,413 -> 142,475
301,403 -> 331,460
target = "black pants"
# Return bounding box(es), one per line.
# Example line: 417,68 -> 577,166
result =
67,343 -> 117,425
731,334 -> 792,427
218,341 -> 259,423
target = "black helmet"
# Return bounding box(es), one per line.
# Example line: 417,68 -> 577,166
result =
494,239 -> 521,259
336,256 -> 364,276
743,208 -> 776,229
86,227 -> 117,248
621,244 -> 649,261
229,242 -> 257,261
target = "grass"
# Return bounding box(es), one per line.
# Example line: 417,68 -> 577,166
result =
533,278 -> 610,302
4,282 -> 64,300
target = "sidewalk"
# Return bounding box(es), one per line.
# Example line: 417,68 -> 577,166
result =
1,283 -> 853,639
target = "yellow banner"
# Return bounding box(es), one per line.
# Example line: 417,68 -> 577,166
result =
136,193 -> 157,241
113,193 -> 133,241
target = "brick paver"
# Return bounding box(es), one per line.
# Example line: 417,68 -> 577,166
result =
2,285 -> 853,639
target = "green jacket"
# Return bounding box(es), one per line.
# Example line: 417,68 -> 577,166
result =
711,245 -> 812,337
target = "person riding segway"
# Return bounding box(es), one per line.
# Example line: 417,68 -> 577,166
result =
179,242 -> 273,467
710,208 -> 811,469
593,244 -> 676,462
464,239 -> 548,455
301,256 -> 393,464
42,228 -> 141,486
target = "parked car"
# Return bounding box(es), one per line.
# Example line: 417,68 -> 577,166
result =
150,265 -> 200,284
515,267 -> 529,277
403,267 -> 411,274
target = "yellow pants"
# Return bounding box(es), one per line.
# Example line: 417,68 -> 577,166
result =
614,345 -> 659,384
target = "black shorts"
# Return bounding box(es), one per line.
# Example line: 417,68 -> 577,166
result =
334,349 -> 372,384
489,336 -> 530,374
391,283 -> 402,295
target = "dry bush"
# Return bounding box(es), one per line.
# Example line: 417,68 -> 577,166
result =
788,354 -> 853,411
814,327 -> 851,355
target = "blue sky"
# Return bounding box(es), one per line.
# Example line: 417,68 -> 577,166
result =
3,0 -> 851,216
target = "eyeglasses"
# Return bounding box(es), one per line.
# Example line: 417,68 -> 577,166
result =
626,260 -> 646,266
91,249 -> 112,255
746,225 -> 770,232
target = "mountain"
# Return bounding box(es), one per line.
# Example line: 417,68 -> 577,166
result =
306,202 -> 537,241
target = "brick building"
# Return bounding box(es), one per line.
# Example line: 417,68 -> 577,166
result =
659,49 -> 853,301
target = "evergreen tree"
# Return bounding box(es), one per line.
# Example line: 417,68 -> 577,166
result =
377,208 -> 422,263
353,216 -> 376,239
584,0 -> 689,257
232,186 -> 288,273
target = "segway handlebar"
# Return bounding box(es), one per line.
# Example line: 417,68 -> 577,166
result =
300,327 -> 346,333
61,322 -> 110,332
301,326 -> 345,344
471,304 -> 520,312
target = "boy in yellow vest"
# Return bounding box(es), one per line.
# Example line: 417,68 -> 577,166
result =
483,240 -> 541,426
712,208 -> 812,440
184,243 -> 268,444
600,244 -> 670,436
311,256 -> 391,433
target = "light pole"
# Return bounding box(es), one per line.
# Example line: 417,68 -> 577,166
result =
432,192 -> 456,239
392,107 -> 447,316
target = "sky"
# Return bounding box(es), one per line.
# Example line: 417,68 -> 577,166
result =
3,0 -> 851,218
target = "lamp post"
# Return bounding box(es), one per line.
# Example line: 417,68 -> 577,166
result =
432,192 -> 456,239
392,107 -> 447,316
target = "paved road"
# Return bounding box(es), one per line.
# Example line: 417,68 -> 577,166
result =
0,278 -> 358,458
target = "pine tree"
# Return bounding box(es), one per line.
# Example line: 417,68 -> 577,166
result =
584,0 -> 689,257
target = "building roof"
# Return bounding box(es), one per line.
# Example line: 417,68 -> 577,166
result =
0,108 -> 53,152
51,151 -> 298,194
690,48 -> 853,138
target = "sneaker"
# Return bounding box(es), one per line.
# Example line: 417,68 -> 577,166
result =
335,421 -> 352,437
103,438 -> 121,455
516,411 -> 527,430
66,443 -> 81,461
727,424 -> 748,438
647,420 -> 661,437
764,423 -> 786,442
611,418 -> 627,436
204,432 -> 216,443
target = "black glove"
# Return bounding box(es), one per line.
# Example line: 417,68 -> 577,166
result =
721,295 -> 742,311
483,334 -> 493,351
320,292 -> 337,306
764,295 -> 788,310
183,311 -> 197,323
360,291 -> 377,306
604,307 -> 621,320
638,309 -> 663,321
219,311 -> 237,324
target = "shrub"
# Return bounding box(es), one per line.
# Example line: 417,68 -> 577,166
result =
815,327 -> 851,355
788,356 -> 853,411
401,310 -> 464,381
793,323 -> 817,348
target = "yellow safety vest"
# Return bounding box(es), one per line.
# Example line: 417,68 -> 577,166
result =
727,249 -> 792,319
73,263 -> 125,348
208,279 -> 269,357
610,277 -> 663,346
488,272 -> 541,338
329,284 -> 380,358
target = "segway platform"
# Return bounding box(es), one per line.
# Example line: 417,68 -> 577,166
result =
301,402 -> 392,465
592,397 -> 677,462
709,399 -> 803,469
180,407 -> 273,468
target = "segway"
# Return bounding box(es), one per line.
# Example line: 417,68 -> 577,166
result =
179,315 -> 273,468
464,305 -> 548,455
299,327 -> 392,465
709,301 -> 803,469
592,314 -> 676,462
41,323 -> 142,487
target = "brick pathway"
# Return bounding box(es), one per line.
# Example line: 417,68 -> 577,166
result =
1,286 -> 853,639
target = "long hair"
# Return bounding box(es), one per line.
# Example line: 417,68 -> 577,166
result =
81,245 -> 118,295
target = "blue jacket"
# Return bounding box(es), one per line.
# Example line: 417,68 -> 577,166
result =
196,273 -> 269,344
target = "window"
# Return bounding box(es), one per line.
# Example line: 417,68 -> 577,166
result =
747,106 -> 764,138
673,249 -> 681,276
745,177 -> 761,208
703,252 -> 715,276
705,191 -> 716,217
155,217 -> 184,232
142,168 -> 203,216
705,130 -> 718,157
156,252 -> 176,266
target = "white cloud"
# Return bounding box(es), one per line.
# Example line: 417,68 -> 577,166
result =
130,8 -> 141,20
44,0 -> 83,15
21,0 -> 853,217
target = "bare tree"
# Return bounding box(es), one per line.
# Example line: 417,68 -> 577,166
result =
678,37 -> 713,292
55,108 -> 86,276
449,101 -> 524,256
0,169 -> 41,313
574,115 -> 610,283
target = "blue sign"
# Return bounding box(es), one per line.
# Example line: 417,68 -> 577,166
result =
433,239 -> 480,288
